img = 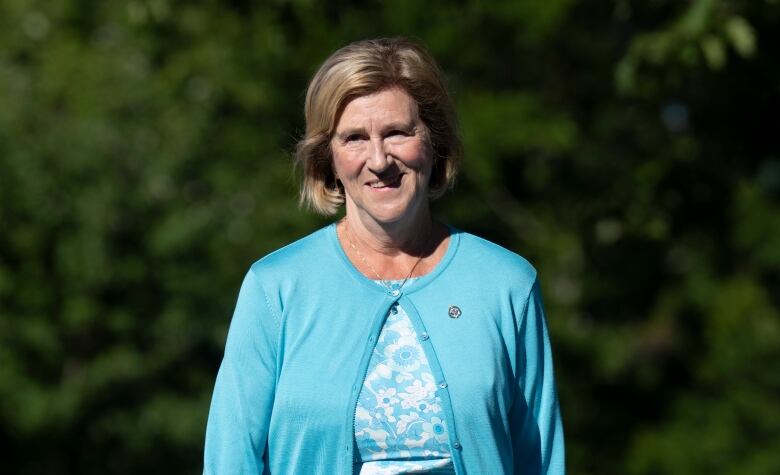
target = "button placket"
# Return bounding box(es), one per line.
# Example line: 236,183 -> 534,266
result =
391,296 -> 464,473
347,291 -> 405,472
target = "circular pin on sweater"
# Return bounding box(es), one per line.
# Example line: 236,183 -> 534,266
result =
448,305 -> 462,319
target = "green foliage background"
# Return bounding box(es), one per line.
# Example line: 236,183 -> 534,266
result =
1,0 -> 779,473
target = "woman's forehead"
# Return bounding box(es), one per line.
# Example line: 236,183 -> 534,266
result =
336,88 -> 419,129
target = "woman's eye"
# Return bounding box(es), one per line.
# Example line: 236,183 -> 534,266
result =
385,131 -> 410,142
345,134 -> 364,142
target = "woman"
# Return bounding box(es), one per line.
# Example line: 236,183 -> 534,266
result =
204,37 -> 565,474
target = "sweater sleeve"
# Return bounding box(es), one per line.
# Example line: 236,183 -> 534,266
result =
204,269 -> 279,474
509,278 -> 566,474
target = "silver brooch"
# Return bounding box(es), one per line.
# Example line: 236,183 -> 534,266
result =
448,305 -> 462,319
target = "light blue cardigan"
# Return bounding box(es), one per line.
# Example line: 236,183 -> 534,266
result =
204,224 -> 565,474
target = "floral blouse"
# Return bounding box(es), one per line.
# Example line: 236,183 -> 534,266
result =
354,281 -> 455,474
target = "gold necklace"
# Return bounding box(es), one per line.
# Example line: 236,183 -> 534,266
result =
342,218 -> 429,294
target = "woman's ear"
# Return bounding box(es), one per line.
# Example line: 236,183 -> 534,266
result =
331,159 -> 339,182
329,162 -> 342,192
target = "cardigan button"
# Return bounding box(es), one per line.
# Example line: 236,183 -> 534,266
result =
453,441 -> 462,450
438,381 -> 447,389
420,332 -> 429,341
390,289 -> 400,297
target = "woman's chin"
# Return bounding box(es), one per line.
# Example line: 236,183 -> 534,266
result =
346,188 -> 428,227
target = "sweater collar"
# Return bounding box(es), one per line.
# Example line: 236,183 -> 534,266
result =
326,222 -> 460,297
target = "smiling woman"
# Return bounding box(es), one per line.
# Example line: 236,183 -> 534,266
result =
204,37 -> 565,475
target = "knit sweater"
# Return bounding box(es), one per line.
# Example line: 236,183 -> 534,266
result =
204,224 -> 565,474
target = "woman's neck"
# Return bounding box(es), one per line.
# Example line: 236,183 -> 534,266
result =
343,205 -> 434,258
338,203 -> 449,280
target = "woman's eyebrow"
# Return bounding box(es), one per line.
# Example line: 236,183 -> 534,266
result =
334,127 -> 366,140
335,121 -> 416,140
381,121 -> 416,132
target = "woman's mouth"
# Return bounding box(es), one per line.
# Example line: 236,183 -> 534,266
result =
368,174 -> 403,189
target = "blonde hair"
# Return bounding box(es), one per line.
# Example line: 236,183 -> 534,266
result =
295,37 -> 461,215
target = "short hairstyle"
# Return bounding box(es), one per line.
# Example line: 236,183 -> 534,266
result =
295,37 -> 461,215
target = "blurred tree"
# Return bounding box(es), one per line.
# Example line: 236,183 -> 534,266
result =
0,0 -> 778,473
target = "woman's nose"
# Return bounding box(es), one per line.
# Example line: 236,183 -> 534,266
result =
366,138 -> 391,172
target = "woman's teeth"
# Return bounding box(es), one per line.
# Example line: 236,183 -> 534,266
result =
369,175 -> 401,188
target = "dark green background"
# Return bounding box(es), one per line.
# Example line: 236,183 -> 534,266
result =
2,0 -> 779,473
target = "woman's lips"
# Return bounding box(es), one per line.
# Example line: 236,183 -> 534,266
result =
367,174 -> 403,189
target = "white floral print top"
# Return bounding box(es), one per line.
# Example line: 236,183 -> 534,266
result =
354,281 -> 455,474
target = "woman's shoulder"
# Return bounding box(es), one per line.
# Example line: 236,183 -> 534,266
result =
247,224 -> 336,278
448,226 -> 538,285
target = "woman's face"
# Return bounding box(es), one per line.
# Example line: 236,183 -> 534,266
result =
331,87 -> 432,226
